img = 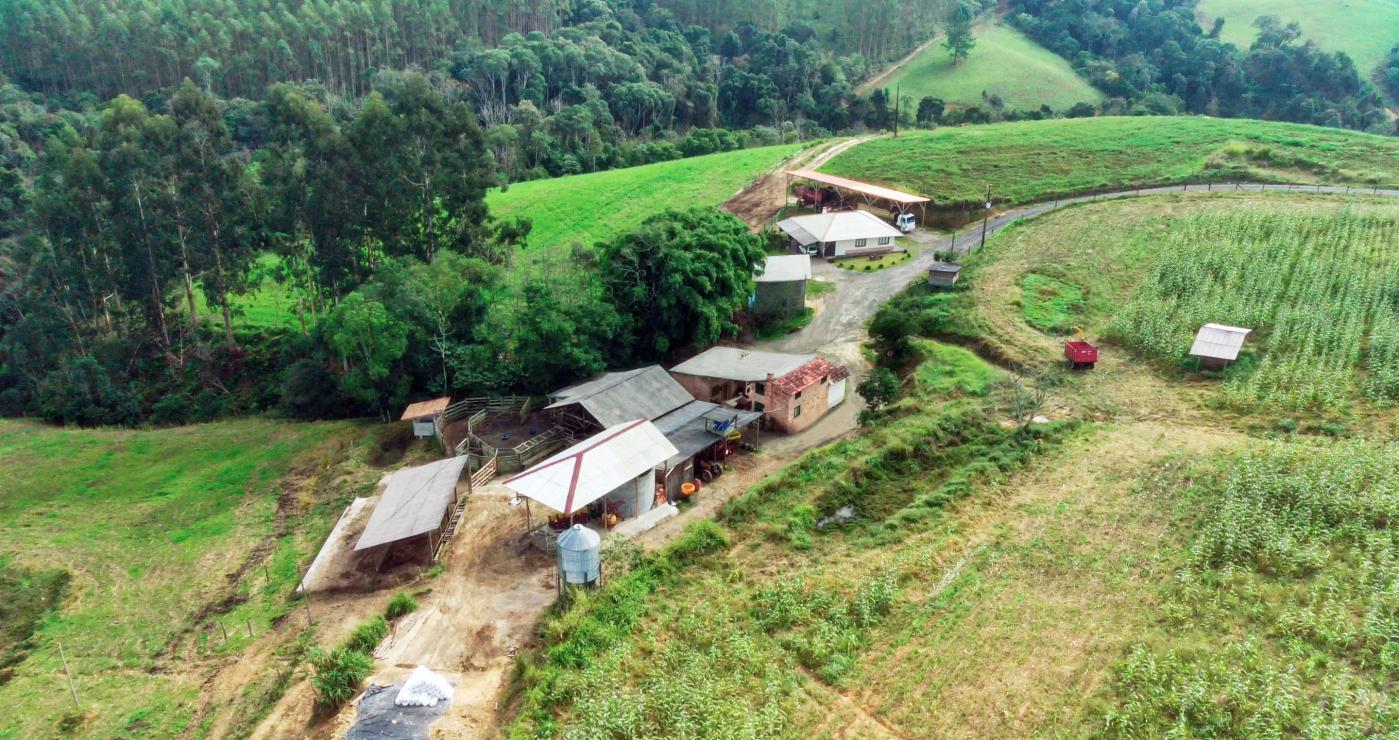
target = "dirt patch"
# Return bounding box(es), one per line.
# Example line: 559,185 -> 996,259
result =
249,488 -> 555,739
722,137 -> 876,231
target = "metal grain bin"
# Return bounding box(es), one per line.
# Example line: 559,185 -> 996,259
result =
556,524 -> 601,586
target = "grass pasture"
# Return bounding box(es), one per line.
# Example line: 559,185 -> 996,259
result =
486,144 -> 802,253
0,418 -> 368,738
877,23 -> 1103,111
822,116 -> 1399,208
1197,0 -> 1399,77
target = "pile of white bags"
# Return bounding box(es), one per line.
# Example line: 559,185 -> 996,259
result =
394,666 -> 455,707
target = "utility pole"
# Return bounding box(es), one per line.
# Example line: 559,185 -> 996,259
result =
58,642 -> 79,709
978,185 -> 991,251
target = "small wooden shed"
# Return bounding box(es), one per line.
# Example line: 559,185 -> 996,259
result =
928,261 -> 963,288
401,396 -> 450,438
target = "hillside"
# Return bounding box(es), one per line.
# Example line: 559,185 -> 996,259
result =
502,192 -> 1399,736
876,23 -> 1103,111
1197,0 -> 1399,76
821,116 -> 1399,208
0,418 -> 392,738
486,144 -> 803,253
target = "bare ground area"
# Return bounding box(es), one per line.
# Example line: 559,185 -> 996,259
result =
722,136 -> 877,231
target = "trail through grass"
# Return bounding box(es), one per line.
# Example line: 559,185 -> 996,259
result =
823,116 -> 1399,208
877,23 -> 1102,111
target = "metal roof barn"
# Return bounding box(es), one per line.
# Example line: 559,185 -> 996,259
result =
670,347 -> 816,382
355,456 -> 468,551
1189,323 -> 1252,361
784,169 -> 931,206
755,254 -> 812,283
776,210 -> 903,246
503,419 -> 678,516
545,366 -> 693,427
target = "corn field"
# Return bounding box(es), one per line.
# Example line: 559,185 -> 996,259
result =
1106,439 -> 1399,736
1111,207 -> 1399,409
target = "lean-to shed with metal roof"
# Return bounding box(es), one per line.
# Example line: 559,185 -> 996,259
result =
354,456 -> 468,568
503,419 -> 677,518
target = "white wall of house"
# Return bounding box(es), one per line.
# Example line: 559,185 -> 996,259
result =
826,235 -> 896,257
827,378 -> 847,408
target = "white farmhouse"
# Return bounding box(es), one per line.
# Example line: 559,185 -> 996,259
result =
776,210 -> 903,259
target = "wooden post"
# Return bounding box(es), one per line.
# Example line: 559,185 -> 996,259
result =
59,642 -> 79,709
245,620 -> 253,638
978,185 -> 990,251
220,622 -> 229,642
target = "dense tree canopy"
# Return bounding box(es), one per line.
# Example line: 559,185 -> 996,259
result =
598,207 -> 766,358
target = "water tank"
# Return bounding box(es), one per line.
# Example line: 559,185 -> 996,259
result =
556,524 -> 601,585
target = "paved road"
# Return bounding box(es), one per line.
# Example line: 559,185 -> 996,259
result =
756,181 -> 1399,369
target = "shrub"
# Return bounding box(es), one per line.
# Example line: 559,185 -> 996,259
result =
35,356 -> 141,426
385,592 -> 418,620
669,520 -> 731,559
343,615 -> 388,655
280,359 -> 344,419
307,646 -> 373,706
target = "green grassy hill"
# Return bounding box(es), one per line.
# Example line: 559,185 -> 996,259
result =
486,144 -> 802,253
822,116 -> 1399,207
0,418 -> 381,738
1197,0 -> 1399,76
878,23 -> 1103,111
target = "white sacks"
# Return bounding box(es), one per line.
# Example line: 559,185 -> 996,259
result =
394,666 -> 455,707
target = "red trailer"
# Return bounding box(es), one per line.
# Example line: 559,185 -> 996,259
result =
1064,340 -> 1098,370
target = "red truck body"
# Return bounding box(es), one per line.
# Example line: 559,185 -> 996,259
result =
1064,340 -> 1098,369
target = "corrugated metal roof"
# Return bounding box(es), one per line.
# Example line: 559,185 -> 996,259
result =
785,169 -> 931,204
670,347 -> 815,382
354,456 -> 467,551
1189,323 -> 1252,360
653,400 -> 762,467
755,254 -> 812,283
776,218 -> 819,246
503,420 -> 678,515
400,396 -> 450,420
776,210 -> 902,244
546,366 -> 693,427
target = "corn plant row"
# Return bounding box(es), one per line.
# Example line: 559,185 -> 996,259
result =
1110,207 -> 1399,409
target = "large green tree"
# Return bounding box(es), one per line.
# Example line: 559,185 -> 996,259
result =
598,207 -> 765,358
944,2 -> 977,66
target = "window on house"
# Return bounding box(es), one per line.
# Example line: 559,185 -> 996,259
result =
794,405 -> 802,417
878,237 -> 891,245
794,389 -> 802,400
755,382 -> 765,395
821,374 -> 829,384
755,401 -> 765,412
854,238 -> 867,247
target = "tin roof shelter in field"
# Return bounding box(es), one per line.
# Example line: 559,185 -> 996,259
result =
777,210 -> 904,260
753,254 -> 812,319
669,347 -> 851,434
354,456 -> 468,570
786,169 -> 930,216
1190,323 -> 1252,370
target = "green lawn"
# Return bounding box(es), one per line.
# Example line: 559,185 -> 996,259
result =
822,116 -> 1399,208
877,23 -> 1103,111
486,144 -> 803,252
0,418 -> 364,738
1197,0 -> 1399,76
